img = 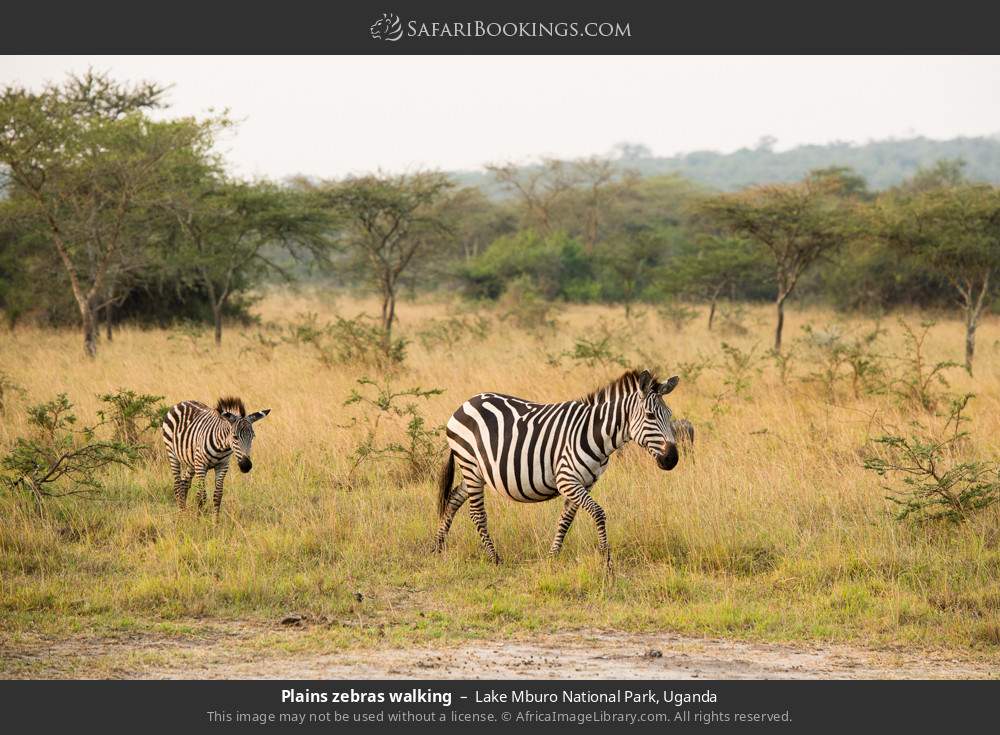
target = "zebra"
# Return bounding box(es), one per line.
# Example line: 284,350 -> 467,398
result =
434,369 -> 681,568
161,396 -> 271,517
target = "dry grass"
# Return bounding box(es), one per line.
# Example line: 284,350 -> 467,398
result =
2,290 -> 1000,664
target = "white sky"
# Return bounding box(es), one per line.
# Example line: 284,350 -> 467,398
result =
3,55 -> 1000,180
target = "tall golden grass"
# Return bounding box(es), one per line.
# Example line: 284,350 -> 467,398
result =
2,291 -> 1000,657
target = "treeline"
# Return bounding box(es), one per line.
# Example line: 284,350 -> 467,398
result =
0,73 -> 464,355
627,136 -> 1000,191
459,156 -> 1000,371
455,136 -> 1000,192
0,73 -> 334,353
3,73 -> 1000,374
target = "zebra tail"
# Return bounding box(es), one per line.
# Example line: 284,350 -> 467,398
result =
437,451 -> 455,517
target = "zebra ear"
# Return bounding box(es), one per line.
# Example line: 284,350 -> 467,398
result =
637,370 -> 654,393
657,375 -> 680,395
220,411 -> 240,424
248,409 -> 271,423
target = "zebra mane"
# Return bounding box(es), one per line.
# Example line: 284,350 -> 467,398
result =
215,396 -> 247,417
580,370 -> 652,405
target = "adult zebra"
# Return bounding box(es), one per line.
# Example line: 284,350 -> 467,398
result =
434,369 -> 681,567
161,396 -> 271,517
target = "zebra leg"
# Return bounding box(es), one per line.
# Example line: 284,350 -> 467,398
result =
193,464 -> 209,514
467,483 -> 501,565
180,467 -> 195,507
563,483 -> 611,569
194,467 -> 207,511
169,454 -> 189,511
433,482 -> 469,552
548,498 -> 580,557
212,464 -> 229,520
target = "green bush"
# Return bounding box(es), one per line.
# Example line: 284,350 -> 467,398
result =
1,394 -> 139,511
800,322 -> 886,400
97,389 -> 166,444
283,312 -> 406,369
556,335 -> 629,370
461,230 -> 594,301
864,394 -> 1000,523
719,342 -> 761,401
340,377 -> 445,483
415,314 -> 492,352
889,319 -> 960,413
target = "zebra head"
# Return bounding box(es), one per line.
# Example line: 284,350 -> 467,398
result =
628,371 -> 680,471
219,408 -> 271,473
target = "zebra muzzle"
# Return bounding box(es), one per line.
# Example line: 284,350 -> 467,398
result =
238,458 -> 253,473
656,444 -> 679,471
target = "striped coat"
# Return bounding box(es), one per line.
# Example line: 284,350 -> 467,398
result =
161,396 -> 270,516
434,370 -> 681,567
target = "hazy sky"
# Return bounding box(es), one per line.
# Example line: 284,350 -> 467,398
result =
3,56 -> 999,180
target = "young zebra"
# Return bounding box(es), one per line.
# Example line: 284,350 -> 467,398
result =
434,369 -> 681,568
161,396 -> 271,517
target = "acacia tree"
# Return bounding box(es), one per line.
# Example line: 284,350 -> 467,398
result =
486,159 -> 575,234
326,172 -> 453,343
571,156 -> 639,251
697,178 -> 854,351
597,228 -> 666,318
98,202 -> 169,341
166,176 -> 330,345
0,199 -> 57,326
877,184 -> 1000,373
489,157 -> 637,251
435,186 -> 515,263
669,234 -> 770,330
0,72 -> 214,357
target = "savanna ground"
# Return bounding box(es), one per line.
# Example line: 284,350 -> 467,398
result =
1,292 -> 999,678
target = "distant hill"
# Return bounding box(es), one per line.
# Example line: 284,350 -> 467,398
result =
452,135 -> 1000,193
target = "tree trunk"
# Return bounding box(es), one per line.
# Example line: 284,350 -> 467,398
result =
708,284 -> 723,331
537,205 -> 551,235
774,293 -> 787,353
82,302 -> 98,359
965,313 -> 977,375
105,303 -> 113,342
961,271 -> 991,375
212,303 -> 223,346
381,288 -> 396,347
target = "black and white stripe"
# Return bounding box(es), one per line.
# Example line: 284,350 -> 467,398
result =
434,370 -> 681,567
161,396 -> 270,516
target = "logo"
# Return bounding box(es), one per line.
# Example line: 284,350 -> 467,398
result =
370,12 -> 403,41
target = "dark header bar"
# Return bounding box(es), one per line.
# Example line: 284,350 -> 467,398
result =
5,1 -> 1000,54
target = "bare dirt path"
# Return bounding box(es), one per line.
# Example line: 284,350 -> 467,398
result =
5,629 -> 996,679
